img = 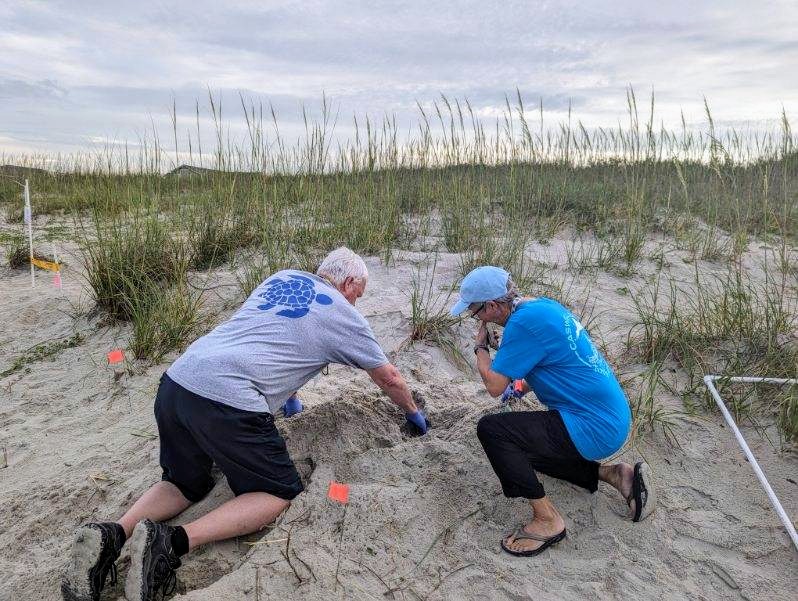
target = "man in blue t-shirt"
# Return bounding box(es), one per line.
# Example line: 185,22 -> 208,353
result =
451,266 -> 655,557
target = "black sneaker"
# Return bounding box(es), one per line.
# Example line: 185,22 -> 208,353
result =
125,520 -> 181,601
61,522 -> 125,601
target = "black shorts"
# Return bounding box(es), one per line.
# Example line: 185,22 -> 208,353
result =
154,373 -> 304,502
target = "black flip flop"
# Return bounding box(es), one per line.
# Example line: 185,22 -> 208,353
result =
500,526 -> 567,557
628,461 -> 656,522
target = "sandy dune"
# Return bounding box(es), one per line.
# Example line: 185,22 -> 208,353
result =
1,229 -> 796,600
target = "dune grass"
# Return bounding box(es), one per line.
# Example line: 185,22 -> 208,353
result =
5,234 -> 27,269
126,280 -> 204,363
405,255 -> 467,369
80,210 -> 187,320
628,260 -> 797,442
2,91 -> 796,441
625,361 -> 681,446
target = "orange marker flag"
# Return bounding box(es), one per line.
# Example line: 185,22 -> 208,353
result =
107,349 -> 125,364
328,481 -> 349,504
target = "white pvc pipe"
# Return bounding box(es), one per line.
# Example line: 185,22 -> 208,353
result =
715,376 -> 795,385
703,375 -> 798,551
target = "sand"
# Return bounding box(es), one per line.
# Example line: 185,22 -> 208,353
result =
1,221 -> 797,600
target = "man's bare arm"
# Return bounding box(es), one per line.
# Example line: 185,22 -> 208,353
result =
367,363 -> 418,413
475,349 -> 511,397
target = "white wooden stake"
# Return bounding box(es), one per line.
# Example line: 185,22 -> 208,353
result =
24,179 -> 34,288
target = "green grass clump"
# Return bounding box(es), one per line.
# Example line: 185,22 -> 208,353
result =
4,235 -> 62,271
80,210 -> 204,362
188,214 -> 254,270
5,235 -> 27,269
565,225 -> 645,277
629,264 -> 798,442
457,223 -> 529,280
81,213 -> 186,320
781,386 -> 798,444
1,333 -> 84,378
405,257 -> 467,369
625,361 -> 681,445
126,281 -> 203,363
442,205 -> 485,253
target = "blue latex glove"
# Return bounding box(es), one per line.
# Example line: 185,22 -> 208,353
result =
500,385 -> 514,404
405,410 -> 429,435
500,385 -> 517,403
500,381 -> 525,410
282,395 -> 303,417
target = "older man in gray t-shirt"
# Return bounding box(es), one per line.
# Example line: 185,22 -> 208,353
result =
62,247 -> 427,601
167,269 -> 389,414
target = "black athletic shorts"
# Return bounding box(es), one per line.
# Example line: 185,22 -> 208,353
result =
153,373 -> 304,502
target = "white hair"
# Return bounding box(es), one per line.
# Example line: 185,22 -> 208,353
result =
316,247 -> 368,285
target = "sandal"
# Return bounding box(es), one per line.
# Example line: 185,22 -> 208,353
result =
500,526 -> 567,557
627,461 -> 656,522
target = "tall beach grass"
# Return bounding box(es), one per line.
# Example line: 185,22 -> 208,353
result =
2,90 -> 795,440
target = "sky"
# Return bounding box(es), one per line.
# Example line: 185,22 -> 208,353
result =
1,0 -> 797,162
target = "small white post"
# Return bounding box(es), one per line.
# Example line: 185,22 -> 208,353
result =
703,375 -> 798,551
24,179 -> 34,288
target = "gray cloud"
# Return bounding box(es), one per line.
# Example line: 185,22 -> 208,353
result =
0,78 -> 68,100
0,0 -> 796,156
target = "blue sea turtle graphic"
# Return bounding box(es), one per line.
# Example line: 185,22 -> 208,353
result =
256,274 -> 333,318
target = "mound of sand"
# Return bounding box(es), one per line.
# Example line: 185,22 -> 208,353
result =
1,230 -> 796,600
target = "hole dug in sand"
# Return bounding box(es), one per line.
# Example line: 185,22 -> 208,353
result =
157,395 -> 435,598
169,423 -> 503,600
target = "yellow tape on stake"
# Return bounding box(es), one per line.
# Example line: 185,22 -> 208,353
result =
31,257 -> 60,272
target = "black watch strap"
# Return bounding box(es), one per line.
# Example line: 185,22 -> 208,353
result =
474,344 -> 490,355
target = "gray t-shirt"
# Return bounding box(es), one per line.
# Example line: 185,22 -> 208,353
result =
167,270 -> 388,413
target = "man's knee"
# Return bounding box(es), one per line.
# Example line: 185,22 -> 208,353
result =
477,413 -> 501,442
162,474 -> 214,503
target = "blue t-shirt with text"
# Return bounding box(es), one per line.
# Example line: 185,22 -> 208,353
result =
491,298 -> 631,461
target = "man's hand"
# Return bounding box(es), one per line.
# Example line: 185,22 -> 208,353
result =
500,380 -> 526,404
486,326 -> 500,349
500,384 -> 516,404
405,409 -> 429,436
475,322 -> 489,347
281,394 -> 303,417
368,365 -> 431,435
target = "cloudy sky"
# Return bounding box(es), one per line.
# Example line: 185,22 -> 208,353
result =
1,0 -> 797,160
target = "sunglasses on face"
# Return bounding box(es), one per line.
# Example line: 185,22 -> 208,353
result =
470,303 -> 486,319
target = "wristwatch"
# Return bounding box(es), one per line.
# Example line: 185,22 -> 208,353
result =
473,344 -> 490,355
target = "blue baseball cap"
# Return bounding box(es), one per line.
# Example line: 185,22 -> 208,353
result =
450,266 -> 510,316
